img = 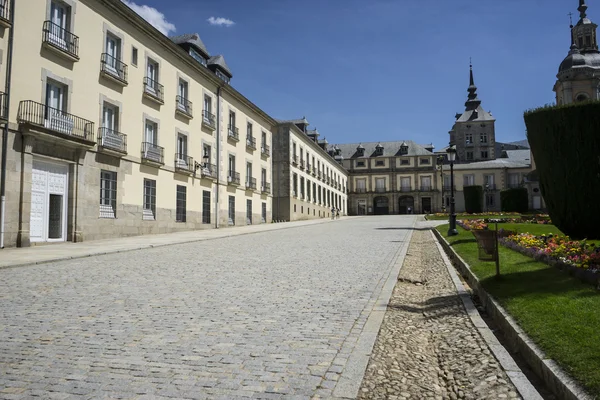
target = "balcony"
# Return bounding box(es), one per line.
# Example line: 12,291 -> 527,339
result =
261,143 -> 270,158
484,184 -> 497,191
312,167 -> 316,176
17,100 -> 95,146
400,186 -> 412,192
199,163 -> 217,180
176,96 -> 193,119
141,142 -> 164,166
100,53 -> 128,85
420,185 -> 433,192
175,154 -> 194,175
0,92 -> 7,121
97,127 -> 127,155
246,136 -> 256,150
202,110 -> 216,131
228,125 -> 239,141
0,0 -> 11,28
306,163 -> 311,173
261,182 -> 271,194
291,155 -> 298,165
299,159 -> 305,170
143,77 -> 164,104
246,177 -> 257,191
42,21 -> 79,61
354,188 -> 367,194
318,171 -> 322,179
375,187 -> 387,193
228,171 -> 240,186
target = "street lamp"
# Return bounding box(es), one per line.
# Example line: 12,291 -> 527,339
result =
436,155 -> 445,212
484,183 -> 490,213
446,145 -> 458,236
194,153 -> 211,177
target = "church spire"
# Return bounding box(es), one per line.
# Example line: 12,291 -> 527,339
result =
465,61 -> 481,111
571,0 -> 598,52
579,0 -> 588,20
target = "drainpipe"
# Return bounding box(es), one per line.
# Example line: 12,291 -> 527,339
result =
214,84 -> 223,229
0,0 -> 16,249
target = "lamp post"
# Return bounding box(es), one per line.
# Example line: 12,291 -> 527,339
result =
446,145 -> 458,236
484,183 -> 490,213
436,155 -> 445,212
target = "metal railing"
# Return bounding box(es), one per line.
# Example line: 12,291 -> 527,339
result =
100,53 -> 128,83
175,154 -> 194,173
261,182 -> 271,194
176,96 -> 193,117
42,21 -> 79,59
228,171 -> 240,185
400,186 -> 412,192
200,163 -> 217,179
354,188 -> 367,193
292,155 -> 298,165
246,177 -> 257,190
246,136 -> 256,149
141,142 -> 164,164
420,185 -> 433,191
442,185 -> 455,191
484,184 -> 497,190
0,0 -> 11,23
306,163 -> 311,172
312,167 -> 316,176
98,127 -> 127,153
17,100 -> 95,141
375,187 -> 386,193
299,159 -> 305,169
143,77 -> 164,102
261,143 -> 270,157
228,125 -> 239,141
202,110 -> 216,129
0,92 -> 7,120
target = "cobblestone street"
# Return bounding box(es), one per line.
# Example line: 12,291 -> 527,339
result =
0,216 -> 415,399
358,229 -> 521,400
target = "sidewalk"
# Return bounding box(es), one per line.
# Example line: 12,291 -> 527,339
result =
0,217 -> 350,269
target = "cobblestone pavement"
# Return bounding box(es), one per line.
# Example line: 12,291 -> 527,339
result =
0,216 -> 414,399
358,229 -> 521,400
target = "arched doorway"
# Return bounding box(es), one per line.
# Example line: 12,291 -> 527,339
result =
373,196 -> 389,215
398,196 -> 414,214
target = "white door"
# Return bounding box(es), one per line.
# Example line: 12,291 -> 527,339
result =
46,82 -> 64,111
105,35 -> 119,73
49,1 -> 67,47
533,196 -> 541,209
30,160 -> 69,243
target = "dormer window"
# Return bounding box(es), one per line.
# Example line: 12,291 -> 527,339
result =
189,48 -> 207,66
216,69 -> 230,84
399,143 -> 408,155
375,144 -> 384,156
356,144 -> 365,157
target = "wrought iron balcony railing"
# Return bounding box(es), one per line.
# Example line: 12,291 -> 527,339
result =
261,143 -> 270,157
420,185 -> 433,191
202,110 -> 216,130
176,96 -> 193,117
175,154 -> 194,174
261,182 -> 271,194
0,92 -> 8,121
291,155 -> 298,165
246,177 -> 257,190
98,127 -> 127,153
442,185 -> 456,191
246,136 -> 256,150
354,188 -> 367,193
228,171 -> 240,185
17,100 -> 94,141
141,142 -> 164,165
199,163 -> 217,179
143,77 -> 164,103
375,187 -> 386,193
42,21 -> 79,60
228,125 -> 239,141
0,0 -> 11,25
400,186 -> 412,192
100,53 -> 128,84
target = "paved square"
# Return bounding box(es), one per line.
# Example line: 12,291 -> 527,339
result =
0,216 -> 415,399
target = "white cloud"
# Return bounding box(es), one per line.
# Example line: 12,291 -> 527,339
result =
122,0 -> 176,36
207,16 -> 235,27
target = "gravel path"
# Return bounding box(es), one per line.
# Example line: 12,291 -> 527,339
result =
358,229 -> 521,400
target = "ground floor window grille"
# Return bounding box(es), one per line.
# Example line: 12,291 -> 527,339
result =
228,195 -> 235,225
176,185 -> 186,222
100,170 -> 117,218
246,199 -> 252,225
202,190 -> 211,224
143,179 -> 156,220
262,202 -> 266,223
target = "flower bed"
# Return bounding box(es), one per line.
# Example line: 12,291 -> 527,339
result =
500,233 -> 600,286
458,216 -> 551,232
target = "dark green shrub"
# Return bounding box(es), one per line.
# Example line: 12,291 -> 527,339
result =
463,185 -> 483,213
524,101 -> 600,239
500,188 -> 528,213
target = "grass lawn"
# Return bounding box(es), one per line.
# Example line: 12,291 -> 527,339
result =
426,214 -> 521,221
438,224 -> 600,396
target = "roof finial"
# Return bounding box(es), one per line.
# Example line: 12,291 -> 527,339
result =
569,11 -> 574,28
579,0 -> 588,20
469,59 -> 474,86
465,59 -> 481,111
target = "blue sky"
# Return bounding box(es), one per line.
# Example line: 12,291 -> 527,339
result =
125,0 -> 579,149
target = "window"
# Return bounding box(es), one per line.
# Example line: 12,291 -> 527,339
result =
216,69 -> 230,84
189,48 -> 207,66
486,194 -> 495,207
300,177 -> 305,198
262,203 -> 267,223
104,32 -> 121,73
375,160 -> 385,166
420,158 -> 430,165
176,185 -> 186,222
420,176 -> 432,191
102,102 -> 119,132
132,46 -> 138,66
463,174 -> 475,186
47,1 -> 71,52
484,174 -> 495,189
228,155 -> 236,177
466,151 -> 473,161
177,79 -> 189,112
400,159 -> 410,165
465,133 -> 473,145
203,144 -> 211,165
292,173 -> 297,196
143,179 -> 156,220
246,199 -> 252,225
508,173 -> 520,188
204,95 -> 212,115
176,134 -> 188,165
307,180 -> 311,200
247,122 -> 253,138
480,133 -> 488,143
246,162 -> 253,186
376,178 -> 385,192
146,58 -> 159,92
144,120 -> 157,144
229,111 -> 236,131
46,79 -> 67,112
262,131 -> 267,148
228,195 -> 235,225
202,190 -> 211,224
481,150 -> 489,159
292,143 -> 297,159
100,170 -> 117,218
261,168 -> 267,190
356,161 -> 365,167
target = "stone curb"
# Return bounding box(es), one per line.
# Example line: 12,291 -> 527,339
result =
333,218 -> 416,399
0,217 -> 355,270
432,228 -> 592,400
430,230 -> 542,400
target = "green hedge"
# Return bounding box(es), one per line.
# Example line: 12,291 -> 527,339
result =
464,185 -> 483,213
524,101 -> 600,239
500,188 -> 528,213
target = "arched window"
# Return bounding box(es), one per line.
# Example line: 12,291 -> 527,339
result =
576,93 -> 590,102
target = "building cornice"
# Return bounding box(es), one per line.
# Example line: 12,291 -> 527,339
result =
94,0 -> 276,127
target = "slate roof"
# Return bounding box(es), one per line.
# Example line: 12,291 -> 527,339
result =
506,139 -> 530,148
453,158 -> 530,171
328,141 -> 434,159
504,150 -> 531,163
208,55 -> 232,77
275,117 -> 310,126
455,105 -> 495,122
169,33 -> 209,57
